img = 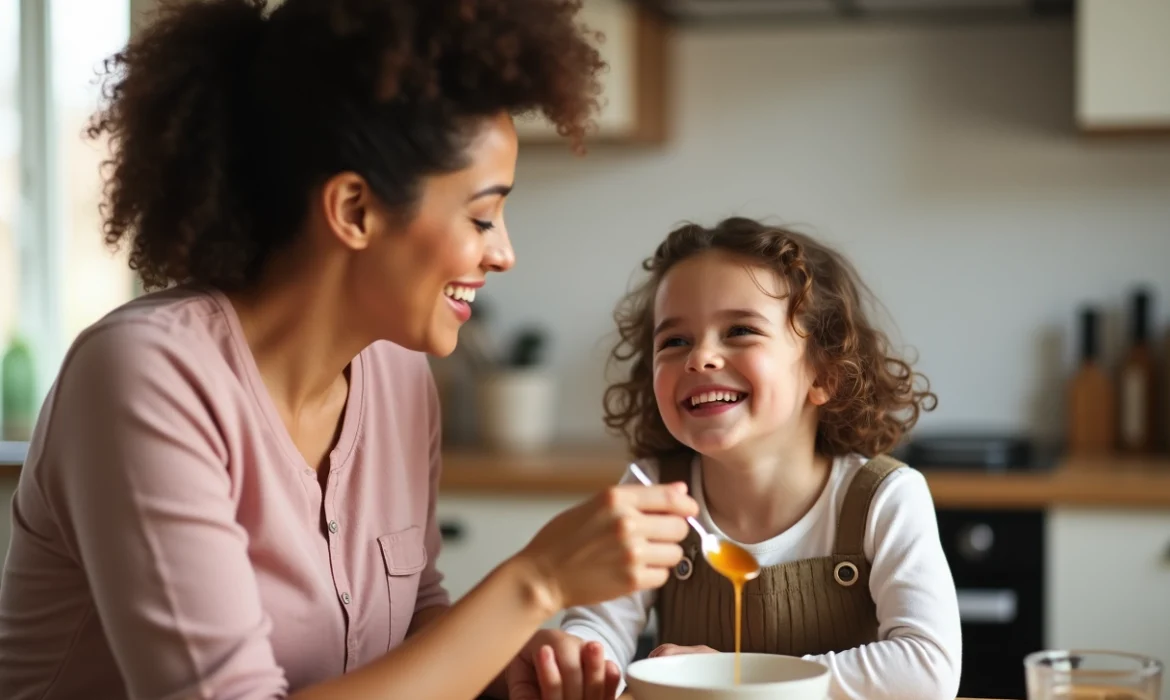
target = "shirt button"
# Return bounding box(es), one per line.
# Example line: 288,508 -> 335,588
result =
328,520 -> 339,533
304,468 -> 313,476
341,592 -> 351,604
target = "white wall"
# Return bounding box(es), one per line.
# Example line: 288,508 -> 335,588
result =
481,20 -> 1170,445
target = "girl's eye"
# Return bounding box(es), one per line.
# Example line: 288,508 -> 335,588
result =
728,325 -> 758,337
472,218 -> 494,232
657,337 -> 686,351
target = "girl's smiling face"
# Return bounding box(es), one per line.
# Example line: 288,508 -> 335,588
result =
651,250 -> 829,460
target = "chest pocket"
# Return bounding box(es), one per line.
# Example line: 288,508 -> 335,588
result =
378,526 -> 427,647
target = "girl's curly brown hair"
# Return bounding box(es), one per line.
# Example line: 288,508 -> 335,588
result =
89,0 -> 605,292
604,216 -> 937,462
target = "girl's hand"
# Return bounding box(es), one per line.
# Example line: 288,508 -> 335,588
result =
515,483 -> 697,610
648,643 -> 719,658
507,629 -> 621,700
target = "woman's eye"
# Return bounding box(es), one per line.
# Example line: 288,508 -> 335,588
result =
472,218 -> 495,232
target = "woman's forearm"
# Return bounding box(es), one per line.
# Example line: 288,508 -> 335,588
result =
406,604 -> 516,698
406,604 -> 450,637
291,555 -> 556,700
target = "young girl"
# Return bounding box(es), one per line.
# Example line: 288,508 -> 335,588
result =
505,217 -> 962,700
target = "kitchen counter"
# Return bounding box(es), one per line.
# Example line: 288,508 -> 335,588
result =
438,446 -> 1170,509
6,440 -> 1170,509
0,441 -> 25,479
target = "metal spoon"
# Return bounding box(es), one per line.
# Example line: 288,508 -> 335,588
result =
627,463 -> 761,580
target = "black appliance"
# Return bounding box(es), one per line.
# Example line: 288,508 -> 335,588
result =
937,507 -> 1044,700
907,433 -> 1051,700
902,431 -> 1056,472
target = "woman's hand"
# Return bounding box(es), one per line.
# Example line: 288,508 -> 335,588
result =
648,643 -> 718,658
506,629 -> 621,700
515,482 -> 697,610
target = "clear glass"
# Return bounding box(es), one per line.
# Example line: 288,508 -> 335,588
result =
52,0 -> 132,344
1025,650 -> 1164,700
0,0 -> 19,341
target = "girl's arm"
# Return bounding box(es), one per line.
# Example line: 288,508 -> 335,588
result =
561,589 -> 656,678
803,468 -> 963,700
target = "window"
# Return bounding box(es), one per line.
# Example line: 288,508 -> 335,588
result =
1,0 -> 132,421
1,1 -> 18,354
53,0 -> 133,343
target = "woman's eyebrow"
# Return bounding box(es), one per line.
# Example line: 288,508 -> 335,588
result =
467,183 -> 513,202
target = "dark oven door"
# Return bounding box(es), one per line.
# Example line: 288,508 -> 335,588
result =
936,509 -> 1045,700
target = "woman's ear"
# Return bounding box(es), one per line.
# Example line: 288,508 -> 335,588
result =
320,171 -> 375,251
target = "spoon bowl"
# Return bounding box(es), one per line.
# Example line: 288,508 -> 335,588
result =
627,463 -> 761,581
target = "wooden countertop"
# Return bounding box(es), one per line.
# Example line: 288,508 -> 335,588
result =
6,439 -> 1170,509
438,447 -> 1170,509
0,440 -> 24,479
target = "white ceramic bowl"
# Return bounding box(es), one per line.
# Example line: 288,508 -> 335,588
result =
626,653 -> 831,700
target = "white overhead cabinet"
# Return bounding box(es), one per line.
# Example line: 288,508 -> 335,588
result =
1076,0 -> 1170,132
513,0 -> 670,145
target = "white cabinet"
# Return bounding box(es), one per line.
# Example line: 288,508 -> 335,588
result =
434,494 -> 585,627
1076,0 -> 1170,132
1047,508 -> 1170,700
513,0 -> 669,144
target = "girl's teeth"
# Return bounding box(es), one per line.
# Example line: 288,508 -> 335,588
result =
443,285 -> 477,303
690,391 -> 743,406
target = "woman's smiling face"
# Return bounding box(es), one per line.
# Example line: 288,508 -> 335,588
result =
345,112 -> 519,357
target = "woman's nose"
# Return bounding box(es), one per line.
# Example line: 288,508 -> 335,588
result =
482,225 -> 515,273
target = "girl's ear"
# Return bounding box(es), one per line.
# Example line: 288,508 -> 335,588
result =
808,365 -> 833,407
809,382 -> 830,407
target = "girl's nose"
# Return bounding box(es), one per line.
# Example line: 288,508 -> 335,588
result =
685,344 -> 724,373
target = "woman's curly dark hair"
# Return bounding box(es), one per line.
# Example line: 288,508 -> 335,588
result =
604,217 -> 937,461
88,0 -> 605,291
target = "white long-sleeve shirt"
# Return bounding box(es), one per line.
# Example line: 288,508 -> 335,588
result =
561,454 -> 962,700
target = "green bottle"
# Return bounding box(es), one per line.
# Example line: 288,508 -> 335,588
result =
2,334 -> 36,441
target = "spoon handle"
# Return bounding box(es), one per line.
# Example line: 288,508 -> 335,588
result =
625,463 -> 713,541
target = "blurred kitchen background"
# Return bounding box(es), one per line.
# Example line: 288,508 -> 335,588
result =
2,1 -> 1170,698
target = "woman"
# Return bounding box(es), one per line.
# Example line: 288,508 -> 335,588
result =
0,1 -> 696,699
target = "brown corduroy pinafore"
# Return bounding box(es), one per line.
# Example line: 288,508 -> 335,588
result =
653,454 -> 905,657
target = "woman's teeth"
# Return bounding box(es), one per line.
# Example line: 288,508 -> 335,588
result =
444,285 -> 476,303
689,391 -> 745,407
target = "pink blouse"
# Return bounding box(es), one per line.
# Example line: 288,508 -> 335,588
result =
0,287 -> 450,699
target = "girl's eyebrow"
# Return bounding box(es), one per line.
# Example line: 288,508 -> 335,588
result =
653,309 -> 770,337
